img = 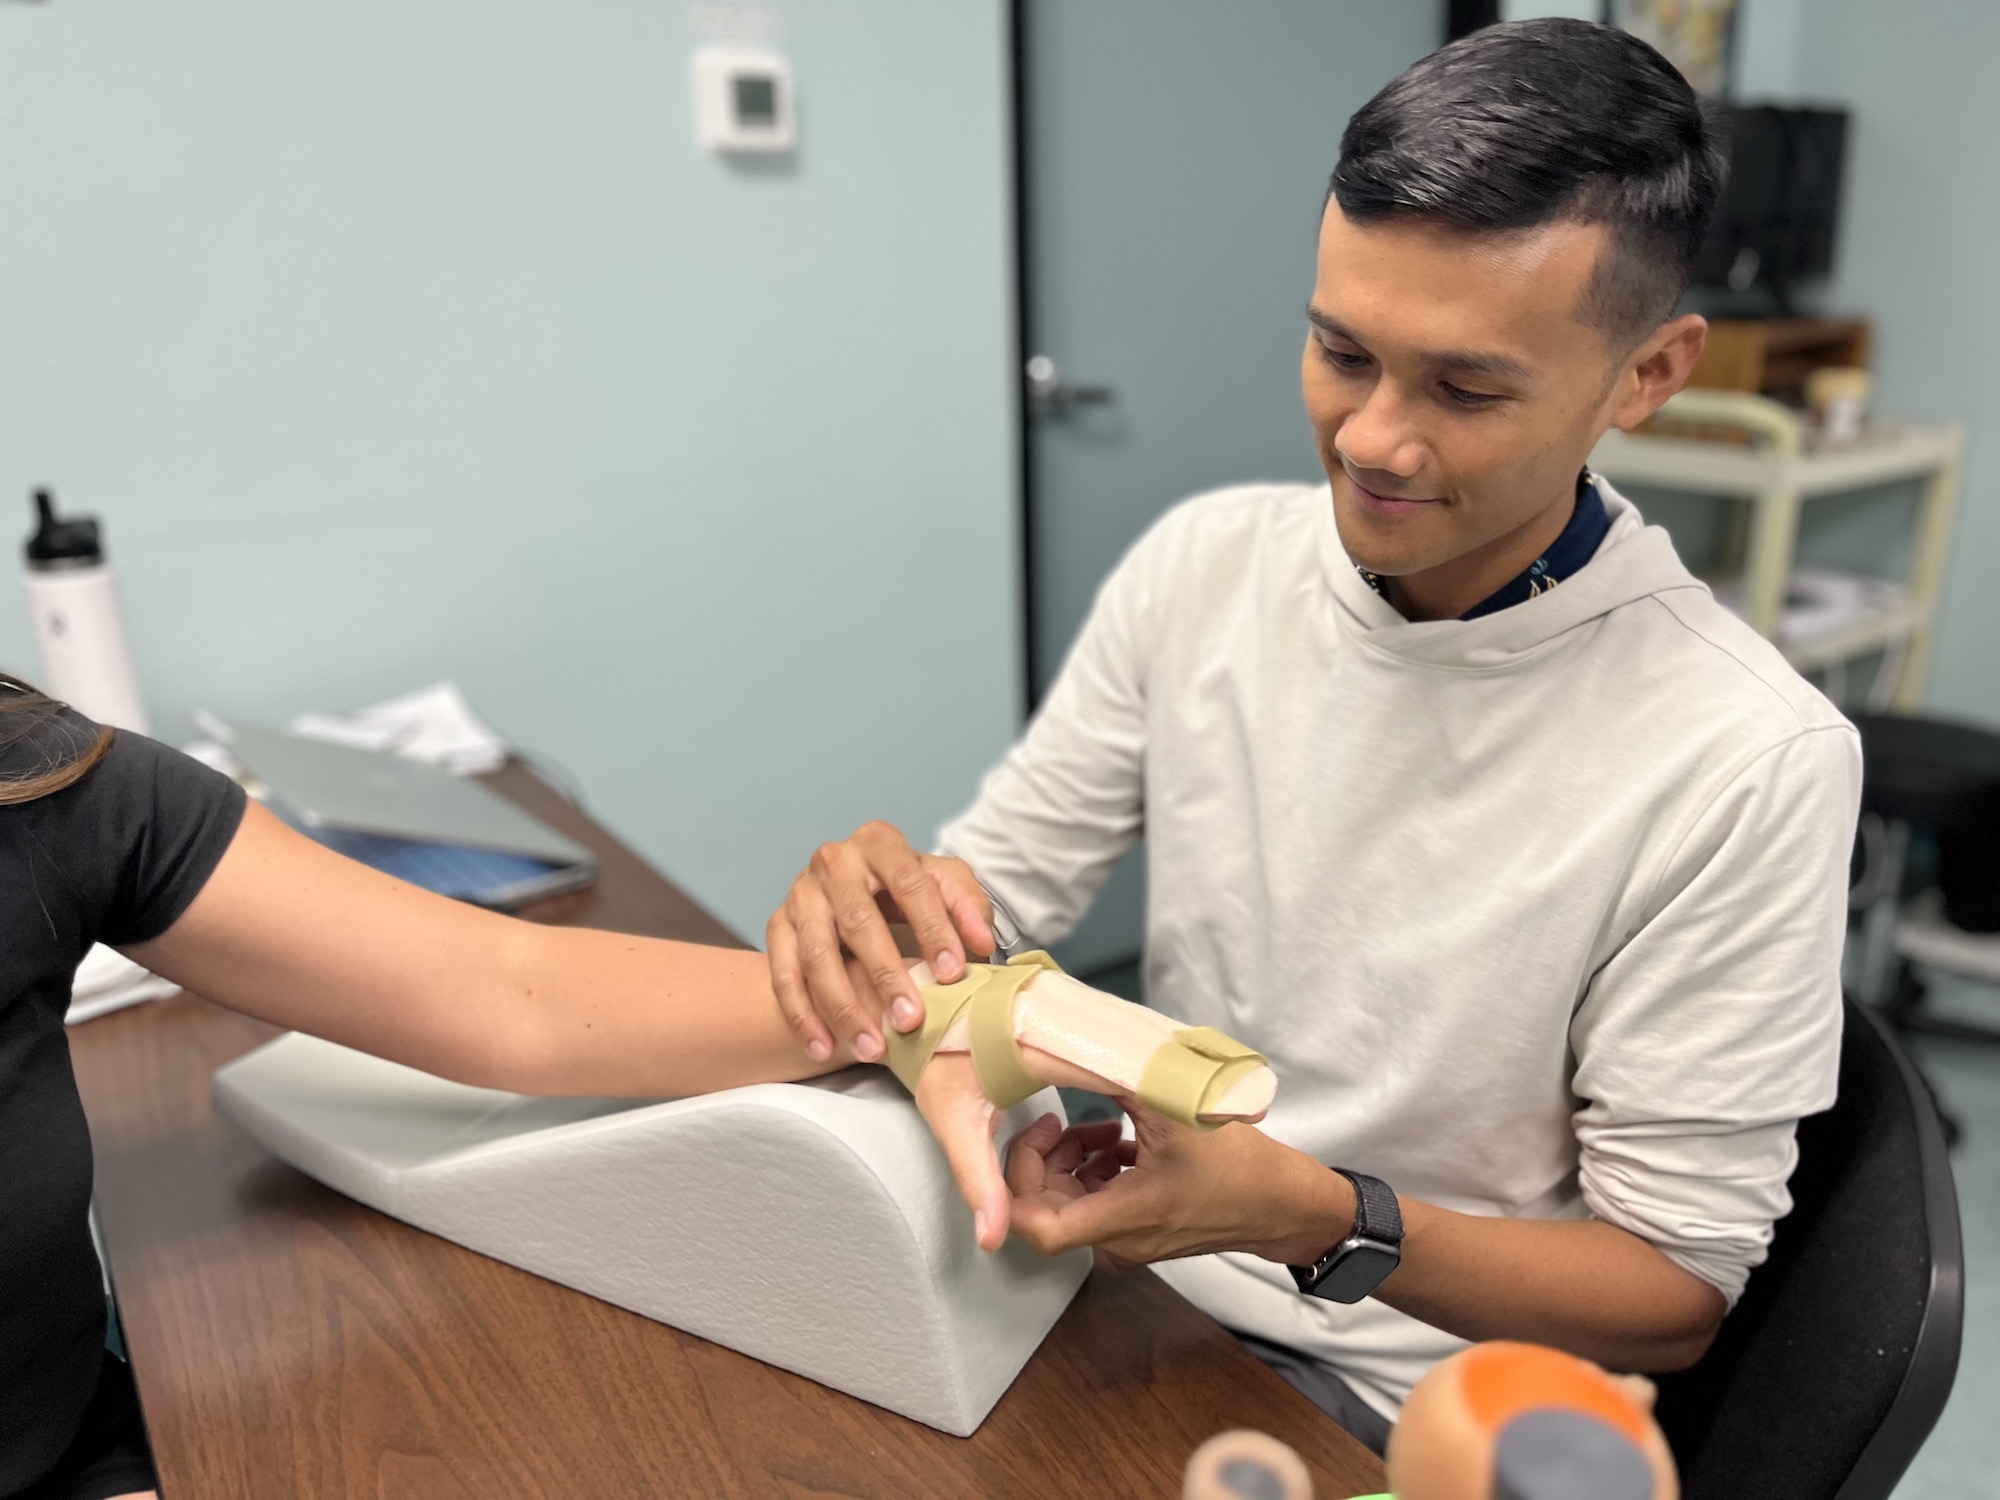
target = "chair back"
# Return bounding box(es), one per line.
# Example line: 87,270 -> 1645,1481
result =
1852,712 -> 2000,930
1653,998 -> 1962,1500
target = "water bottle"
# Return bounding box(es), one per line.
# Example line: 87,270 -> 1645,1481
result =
22,489 -> 150,734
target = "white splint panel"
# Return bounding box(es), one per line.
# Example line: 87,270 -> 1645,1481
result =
212,1033 -> 1090,1435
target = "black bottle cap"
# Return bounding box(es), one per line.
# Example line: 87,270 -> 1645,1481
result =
25,489 -> 103,571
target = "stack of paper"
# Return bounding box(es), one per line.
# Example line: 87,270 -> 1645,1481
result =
287,682 -> 509,775
67,944 -> 179,1025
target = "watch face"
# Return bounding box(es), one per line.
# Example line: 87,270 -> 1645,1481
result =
1314,1240 -> 1400,1304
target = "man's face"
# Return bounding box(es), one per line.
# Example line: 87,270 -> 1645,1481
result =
1301,205 -> 1630,581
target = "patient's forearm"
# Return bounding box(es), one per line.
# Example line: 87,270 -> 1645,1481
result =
139,804 -> 1247,1117
133,803 -> 856,1099
495,926 -> 857,1097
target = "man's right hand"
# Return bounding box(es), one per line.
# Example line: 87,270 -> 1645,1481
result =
766,820 -> 996,1063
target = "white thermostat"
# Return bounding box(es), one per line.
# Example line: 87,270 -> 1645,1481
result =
691,44 -> 796,155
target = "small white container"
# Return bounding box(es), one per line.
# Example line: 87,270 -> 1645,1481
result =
1806,365 -> 1872,448
23,490 -> 149,734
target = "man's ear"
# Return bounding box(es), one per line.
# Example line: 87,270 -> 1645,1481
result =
1605,314 -> 1708,431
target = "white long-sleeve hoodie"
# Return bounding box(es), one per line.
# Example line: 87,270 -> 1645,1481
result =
939,477 -> 1860,1423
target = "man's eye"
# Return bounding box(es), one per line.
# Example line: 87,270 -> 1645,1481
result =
1319,344 -> 1371,372
1440,382 -> 1501,408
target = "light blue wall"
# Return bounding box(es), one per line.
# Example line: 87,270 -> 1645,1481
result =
1733,0 -> 1806,98
1795,0 -> 2000,726
1729,0 -> 2000,726
1023,0 -> 1439,689
0,1 -> 1020,939
1498,0 -> 1600,21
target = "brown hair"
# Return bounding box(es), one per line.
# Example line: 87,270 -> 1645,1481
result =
0,673 -> 114,806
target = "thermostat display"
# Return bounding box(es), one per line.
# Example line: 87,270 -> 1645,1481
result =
692,44 -> 796,155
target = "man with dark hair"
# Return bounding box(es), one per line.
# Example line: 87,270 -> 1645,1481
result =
766,19 -> 1858,1451
1335,17 -> 1729,352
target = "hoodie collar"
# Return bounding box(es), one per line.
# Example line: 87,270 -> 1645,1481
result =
1356,470 -> 1612,621
1317,474 -> 1706,669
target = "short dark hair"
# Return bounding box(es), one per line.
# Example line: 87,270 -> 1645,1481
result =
1331,18 -> 1727,349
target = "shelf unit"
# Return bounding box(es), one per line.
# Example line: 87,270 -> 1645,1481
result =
1687,316 -> 1872,400
1589,388 -> 1964,710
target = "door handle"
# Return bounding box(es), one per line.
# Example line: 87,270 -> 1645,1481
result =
1025,354 -> 1116,418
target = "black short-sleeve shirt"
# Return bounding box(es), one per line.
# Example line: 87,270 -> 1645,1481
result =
0,707 -> 245,1494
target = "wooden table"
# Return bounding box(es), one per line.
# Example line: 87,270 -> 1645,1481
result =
70,765 -> 1388,1499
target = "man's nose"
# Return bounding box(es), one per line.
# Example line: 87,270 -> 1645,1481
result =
1336,382 -> 1425,480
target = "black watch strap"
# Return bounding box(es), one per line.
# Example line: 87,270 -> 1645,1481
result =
1289,1167 -> 1404,1303
1339,1168 -> 1404,1246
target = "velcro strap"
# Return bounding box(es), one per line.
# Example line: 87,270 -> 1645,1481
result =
882,950 -> 1063,1109
1135,1026 -> 1270,1129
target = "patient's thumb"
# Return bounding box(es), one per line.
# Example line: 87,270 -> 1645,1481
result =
933,1109 -> 1010,1252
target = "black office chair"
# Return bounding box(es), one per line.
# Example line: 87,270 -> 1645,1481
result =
1653,998 -> 1962,1500
1848,712 -> 2000,1048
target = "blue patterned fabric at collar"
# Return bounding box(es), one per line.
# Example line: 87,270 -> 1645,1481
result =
1358,470 -> 1611,621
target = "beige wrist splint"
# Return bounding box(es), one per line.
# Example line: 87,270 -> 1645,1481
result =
884,950 -> 1276,1127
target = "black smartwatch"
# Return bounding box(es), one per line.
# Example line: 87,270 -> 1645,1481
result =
1288,1168 -> 1403,1304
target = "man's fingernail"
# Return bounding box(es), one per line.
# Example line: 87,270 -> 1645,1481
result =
973,1209 -> 990,1244
807,1037 -> 832,1063
854,1032 -> 884,1062
891,996 -> 920,1030
936,951 -> 963,979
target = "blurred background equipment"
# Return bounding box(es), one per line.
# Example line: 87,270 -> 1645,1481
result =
1806,365 -> 1873,446
1690,105 -> 1849,316
1590,388 -> 1962,714
1849,713 -> 2000,1077
1684,317 -> 1870,404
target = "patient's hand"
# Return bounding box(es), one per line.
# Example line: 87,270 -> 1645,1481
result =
913,1054 -> 1011,1252
910,1044 -> 1126,1254
900,960 -> 1271,1254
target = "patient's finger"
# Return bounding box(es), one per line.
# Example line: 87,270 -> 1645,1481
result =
1016,1044 -> 1122,1094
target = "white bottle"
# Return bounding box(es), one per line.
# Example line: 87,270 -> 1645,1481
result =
23,489 -> 149,734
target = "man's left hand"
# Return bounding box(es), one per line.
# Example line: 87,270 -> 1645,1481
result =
1003,1102 -> 1354,1267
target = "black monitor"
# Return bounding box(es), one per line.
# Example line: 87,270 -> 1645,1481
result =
1690,105 -> 1850,313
